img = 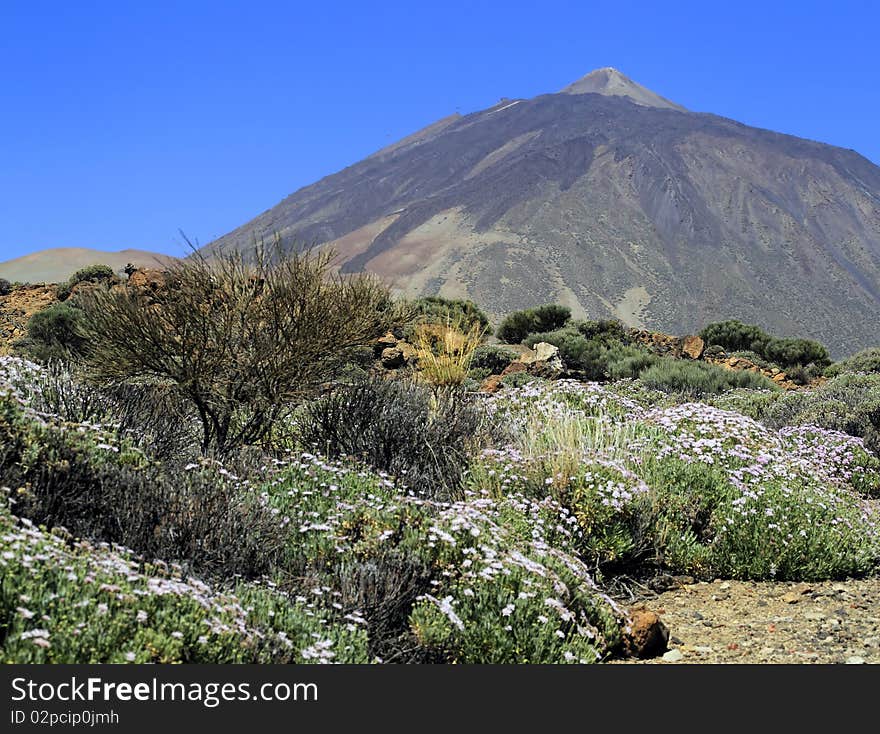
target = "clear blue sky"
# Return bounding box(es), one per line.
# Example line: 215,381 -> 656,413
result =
2,0 -> 878,261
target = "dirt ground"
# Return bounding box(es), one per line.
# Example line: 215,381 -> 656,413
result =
614,576 -> 880,664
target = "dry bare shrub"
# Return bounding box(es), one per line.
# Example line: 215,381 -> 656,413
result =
78,241 -> 405,455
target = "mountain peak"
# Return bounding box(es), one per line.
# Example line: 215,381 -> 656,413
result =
560,67 -> 686,111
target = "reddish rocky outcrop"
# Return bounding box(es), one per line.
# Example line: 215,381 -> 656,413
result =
0,284 -> 59,355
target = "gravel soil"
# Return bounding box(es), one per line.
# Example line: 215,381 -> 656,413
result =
613,576 -> 880,664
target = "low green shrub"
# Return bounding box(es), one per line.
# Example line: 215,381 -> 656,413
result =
706,388 -> 782,420
295,378 -> 489,499
639,359 -> 777,396
784,363 -> 825,386
500,371 -> 543,388
403,296 -> 491,341
700,319 -> 768,354
469,344 -> 519,374
763,337 -> 830,369
56,264 -> 117,301
466,366 -> 492,381
0,502 -> 369,663
826,348 -> 880,377
572,318 -> 628,344
605,348 -> 659,380
15,303 -> 91,363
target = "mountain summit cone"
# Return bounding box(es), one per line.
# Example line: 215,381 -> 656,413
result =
560,67 -> 686,111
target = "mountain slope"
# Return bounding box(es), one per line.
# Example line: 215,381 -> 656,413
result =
0,248 -> 174,284
205,70 -> 880,357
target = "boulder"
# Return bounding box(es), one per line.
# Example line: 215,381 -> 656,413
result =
398,341 -> 419,364
628,328 -> 684,356
500,361 -> 528,377
518,341 -> 564,378
380,346 -> 405,369
624,608 -> 670,659
375,332 -> 398,355
518,342 -> 553,364
479,374 -> 505,394
681,335 -> 705,360
127,267 -> 166,292
535,343 -> 564,377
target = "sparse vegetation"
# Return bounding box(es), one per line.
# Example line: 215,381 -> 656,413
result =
412,316 -> 484,387
761,372 -> 880,456
825,347 -> 880,377
500,370 -> 544,388
0,385 -> 285,580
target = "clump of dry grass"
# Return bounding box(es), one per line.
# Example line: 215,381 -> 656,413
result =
412,314 -> 485,387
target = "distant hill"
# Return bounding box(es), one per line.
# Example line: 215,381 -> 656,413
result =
0,248 -> 175,284
204,67 -> 880,358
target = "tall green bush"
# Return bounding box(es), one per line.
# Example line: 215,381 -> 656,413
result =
524,327 -> 654,381
700,319 -> 830,368
496,304 -> 571,343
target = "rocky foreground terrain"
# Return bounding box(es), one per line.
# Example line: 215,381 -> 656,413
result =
0,267 -> 880,664
616,575 -> 880,664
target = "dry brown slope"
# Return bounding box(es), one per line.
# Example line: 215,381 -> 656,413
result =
0,248 -> 174,284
